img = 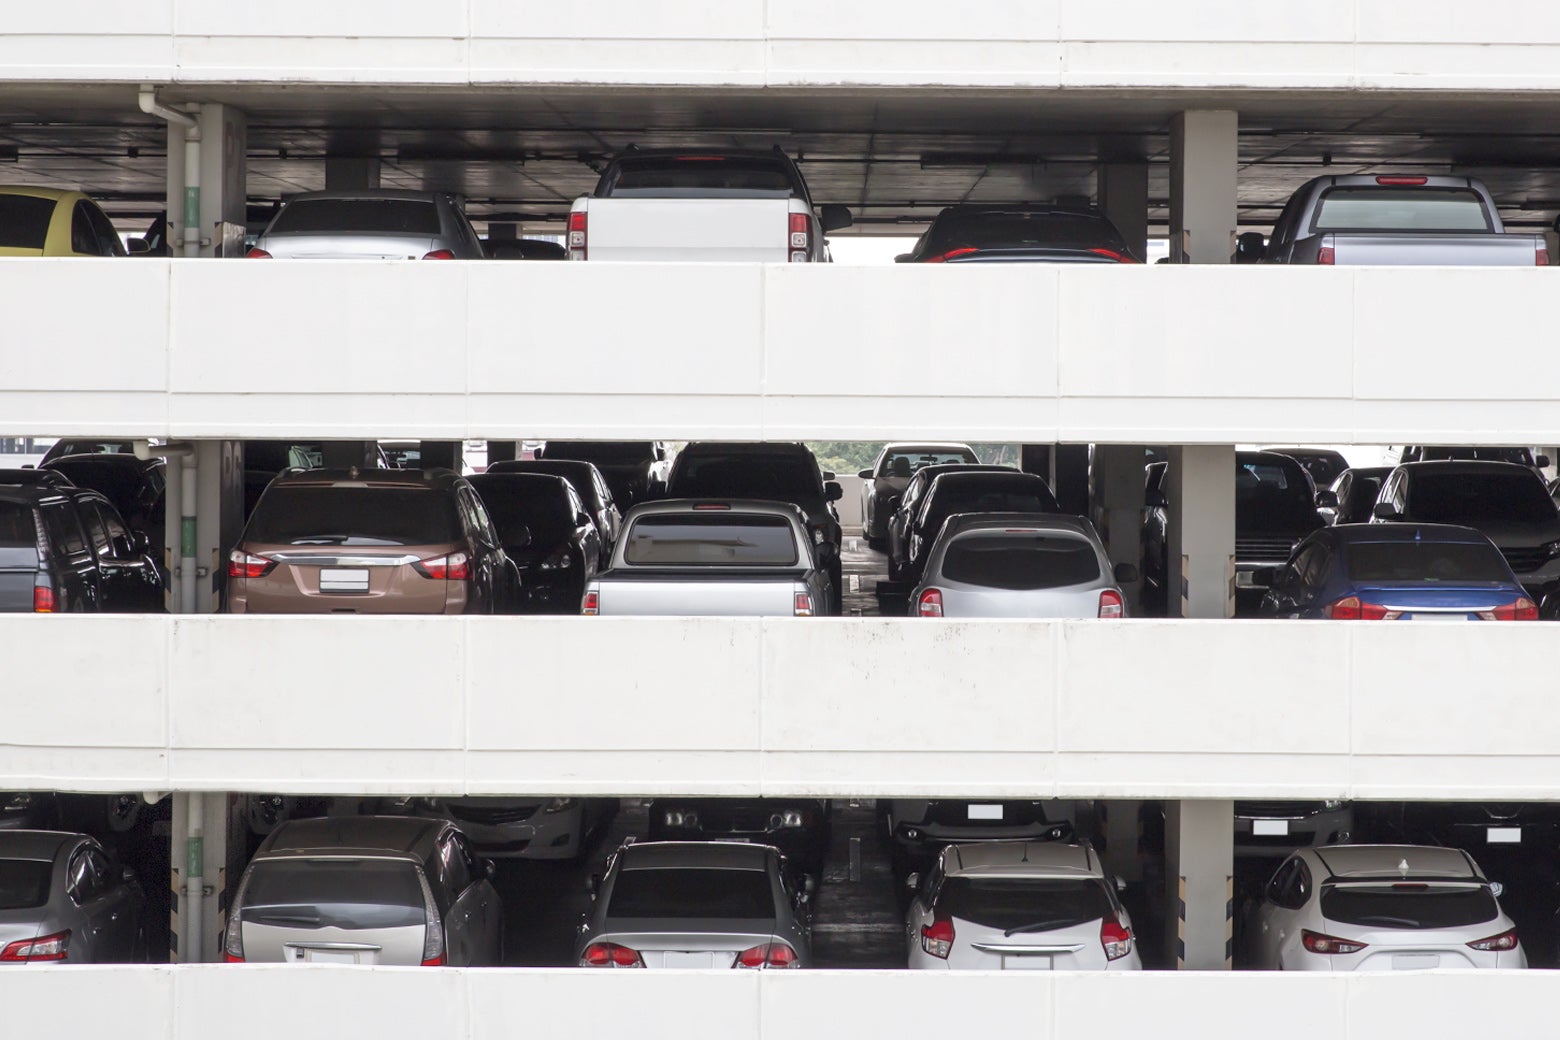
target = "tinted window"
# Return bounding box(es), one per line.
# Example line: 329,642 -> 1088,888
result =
67,848 -> 100,903
467,478 -> 573,542
0,196 -> 56,249
0,502 -> 35,547
0,859 -> 51,909
926,211 -> 1129,256
1407,473 -> 1557,525
71,202 -> 100,254
269,199 -> 441,235
42,503 -> 86,555
79,503 -> 111,556
624,514 -> 799,567
1347,541 -> 1514,583
1313,187 -> 1492,232
85,203 -> 124,256
1237,460 -> 1318,530
1320,884 -> 1498,930
934,877 -> 1114,931
1342,475 -> 1385,523
245,487 -> 461,546
604,158 -> 798,199
540,441 -> 655,465
1416,447 -> 1535,465
927,477 -> 1059,520
45,461 -> 144,519
241,858 -> 426,929
670,454 -> 820,501
882,451 -> 976,476
941,533 -> 1100,590
607,868 -> 776,919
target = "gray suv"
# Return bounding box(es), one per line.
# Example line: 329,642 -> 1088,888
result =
248,190 -> 486,260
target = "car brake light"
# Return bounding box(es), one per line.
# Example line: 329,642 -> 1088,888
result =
1376,176 -> 1429,186
417,867 -> 445,965
692,503 -> 730,510
1317,242 -> 1335,265
1098,589 -> 1124,619
414,552 -> 469,581
222,952 -> 245,963
1,930 -> 70,962
581,942 -> 643,967
32,581 -> 56,613
1302,929 -> 1367,955
1327,595 -> 1388,620
789,212 -> 811,263
918,588 -> 944,617
421,249 -> 456,260
227,550 -> 274,579
1492,597 -> 1538,621
421,953 -> 446,966
794,592 -> 814,617
568,211 -> 587,260
1537,242 -> 1550,267
920,915 -> 954,958
1101,917 -> 1133,961
925,247 -> 979,263
1089,247 -> 1139,263
224,867 -> 250,961
582,590 -> 599,615
736,942 -> 798,968
245,247 -> 272,259
1468,928 -> 1518,952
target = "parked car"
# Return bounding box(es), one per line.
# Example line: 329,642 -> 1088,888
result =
40,454 -> 166,573
0,830 -> 145,963
38,439 -> 149,466
910,513 -> 1133,619
583,499 -> 833,617
899,471 -> 1061,589
857,443 -> 979,550
905,841 -> 1140,971
665,442 -> 844,612
1324,467 -> 1393,526
485,459 -> 621,565
0,793 -> 61,831
1235,801 -> 1354,859
466,472 -> 600,613
648,799 -> 832,879
384,797 -> 617,861
247,190 -> 486,259
884,800 -> 1077,878
0,186 -> 126,257
897,204 -> 1140,264
1240,174 -> 1548,266
537,441 -> 671,511
567,148 -> 849,262
1245,845 -> 1525,970
1371,461 -> 1560,600
885,464 -> 1016,576
485,237 -> 567,260
1400,446 -> 1549,471
224,817 -> 502,965
576,841 -> 812,969
1258,523 -> 1537,621
225,468 -> 517,614
1264,448 -> 1350,492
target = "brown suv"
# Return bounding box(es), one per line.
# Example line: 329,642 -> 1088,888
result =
225,469 -> 517,614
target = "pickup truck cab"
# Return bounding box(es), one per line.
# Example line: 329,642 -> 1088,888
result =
582,500 -> 831,617
1240,174 -> 1548,266
567,149 -> 851,262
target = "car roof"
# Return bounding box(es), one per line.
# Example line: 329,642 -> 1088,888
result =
280,189 -> 449,204
676,441 -> 810,457
1310,844 -> 1483,881
1395,460 -> 1536,478
270,467 -> 461,491
0,185 -> 77,202
0,830 -> 80,860
937,204 -> 1106,218
625,498 -> 808,523
940,841 -> 1100,877
44,453 -> 154,471
467,471 -> 573,492
910,463 -> 1014,482
260,816 -> 445,859
618,840 -> 774,870
880,443 -> 978,455
927,470 -> 1046,489
1325,522 -> 1493,545
1238,450 -> 1310,467
1341,466 -> 1393,478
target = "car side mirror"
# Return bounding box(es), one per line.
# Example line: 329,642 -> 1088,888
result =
904,872 -> 921,893
824,481 -> 843,502
819,204 -> 853,233
1490,881 -> 1505,898
1234,231 -> 1267,263
822,471 -> 836,481
131,530 -> 150,554
857,469 -> 873,479
1372,502 -> 1400,521
1113,875 -> 1127,894
894,253 -> 913,263
1113,562 -> 1139,584
1537,455 -> 1551,469
1145,488 -> 1168,508
126,238 -> 152,256
1315,489 -> 1339,509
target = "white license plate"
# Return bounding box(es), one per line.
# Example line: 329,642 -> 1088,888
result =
1252,819 -> 1289,837
301,948 -> 358,964
663,951 -> 718,969
967,804 -> 1003,821
1234,569 -> 1258,589
1002,954 -> 1053,970
1488,827 -> 1522,844
319,567 -> 369,593
1391,953 -> 1440,970
1404,613 -> 1470,622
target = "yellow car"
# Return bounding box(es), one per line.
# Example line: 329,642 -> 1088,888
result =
0,186 -> 126,256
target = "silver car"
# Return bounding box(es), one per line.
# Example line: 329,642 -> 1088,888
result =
224,816 -> 503,966
576,841 -> 813,969
909,513 -> 1133,618
0,830 -> 145,964
391,796 -> 617,861
248,190 -> 486,260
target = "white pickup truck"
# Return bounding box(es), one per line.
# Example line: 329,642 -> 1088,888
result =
566,148 -> 851,262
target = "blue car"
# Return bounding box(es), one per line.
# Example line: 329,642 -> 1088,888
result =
1257,523 -> 1537,620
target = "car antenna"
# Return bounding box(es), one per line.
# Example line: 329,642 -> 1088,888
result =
1398,858 -> 1410,876
1020,842 -> 1029,863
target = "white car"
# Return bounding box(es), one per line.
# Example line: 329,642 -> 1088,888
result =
1247,844 -> 1526,970
905,841 -> 1141,971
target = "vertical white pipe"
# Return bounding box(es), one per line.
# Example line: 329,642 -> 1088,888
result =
185,791 -> 204,962
182,106 -> 201,258
180,452 -> 197,614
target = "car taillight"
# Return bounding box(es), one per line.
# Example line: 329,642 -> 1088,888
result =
580,942 -> 643,967
32,580 -> 56,613
224,865 -> 252,961
1098,589 -> 1124,619
1101,917 -> 1133,961
414,552 -> 469,581
1317,242 -> 1335,265
421,953 -> 447,966
245,247 -> 272,259
582,590 -> 599,615
227,549 -> 274,579
1089,247 -> 1140,263
421,249 -> 456,260
917,588 -> 944,618
417,867 -> 445,966
1327,596 -> 1388,620
920,914 -> 954,959
568,211 -> 587,260
794,592 -> 814,617
1302,929 -> 1366,955
1537,242 -> 1550,267
788,212 -> 811,262
222,952 -> 245,963
924,246 -> 978,263
1492,598 -> 1538,621
1375,175 -> 1429,186
1,930 -> 69,962
1468,928 -> 1519,952
736,942 -> 799,969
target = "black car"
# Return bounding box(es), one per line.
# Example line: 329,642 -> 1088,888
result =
1265,448 -> 1350,492
857,443 -> 978,551
1324,466 -> 1392,526
467,473 -> 601,614
40,454 -> 166,575
897,204 -> 1139,264
884,463 -> 1016,579
900,470 -> 1061,589
485,458 -> 620,567
538,441 -> 670,511
648,798 -> 832,879
665,442 -> 844,614
38,439 -> 146,466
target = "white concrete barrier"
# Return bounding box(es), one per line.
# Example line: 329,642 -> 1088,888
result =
6,615 -> 1560,799
5,261 -> 1560,444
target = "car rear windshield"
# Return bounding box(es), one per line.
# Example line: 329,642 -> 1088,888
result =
670,454 -> 820,501
935,877 -> 1113,932
241,858 -> 426,930
624,514 -> 799,567
607,867 -> 776,919
941,533 -> 1101,590
0,859 -> 51,909
602,157 -> 799,199
926,211 -> 1130,256
932,479 -> 1059,518
882,451 -> 976,476
269,199 -> 441,235
245,487 -> 461,546
1417,447 -> 1535,465
1346,541 -> 1514,583
1313,187 -> 1493,232
1320,884 -> 1498,930
541,441 -> 654,466
0,502 -> 37,547
1237,460 -> 1318,530
1408,473 -> 1557,525
43,462 -> 143,516
467,481 -> 573,542
0,196 -> 55,249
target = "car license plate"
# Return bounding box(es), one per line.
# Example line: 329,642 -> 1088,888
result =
1002,954 -> 1052,970
1252,819 -> 1289,837
967,804 -> 1003,821
1404,613 -> 1470,622
663,951 -> 718,969
1391,953 -> 1439,970
302,948 -> 358,964
1234,569 -> 1258,589
319,568 -> 369,593
1488,827 -> 1522,844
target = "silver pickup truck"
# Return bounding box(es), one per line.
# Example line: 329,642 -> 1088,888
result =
1239,174 -> 1548,266
581,499 -> 833,617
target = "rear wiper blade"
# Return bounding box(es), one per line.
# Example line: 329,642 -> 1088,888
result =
288,534 -> 349,545
1004,917 -> 1073,936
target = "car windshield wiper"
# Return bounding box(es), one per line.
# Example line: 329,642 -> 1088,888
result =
1003,917 -> 1075,936
1349,914 -> 1421,928
287,535 -> 350,545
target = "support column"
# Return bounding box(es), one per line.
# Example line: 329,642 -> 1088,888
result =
1098,161 -> 1149,262
1169,111 -> 1238,265
1090,444 -> 1145,614
1166,445 -> 1235,619
1165,799 -> 1235,969
1100,799 -> 1144,884
326,157 -> 381,191
163,103 -> 246,258
158,439 -> 242,613
1019,444 -> 1087,514
169,792 -> 241,962
419,441 -> 464,472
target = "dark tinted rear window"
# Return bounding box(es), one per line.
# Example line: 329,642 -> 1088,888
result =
43,462 -> 143,517
0,196 -> 55,249
0,859 -> 51,909
270,199 -> 441,235
881,451 -> 976,476
624,513 -> 799,567
246,487 -> 461,546
540,441 -> 655,465
1237,460 -> 1319,530
1313,187 -> 1492,232
1320,884 -> 1497,930
466,479 -> 573,541
241,858 -> 425,930
936,877 -> 1113,931
941,533 -> 1100,590
607,867 -> 775,919
930,477 -> 1059,518
41,503 -> 85,555
670,454 -> 820,501
603,158 -> 798,198
0,502 -> 36,547
1408,473 -> 1558,525
927,211 -> 1129,255
1417,447 -> 1534,465
1346,541 -> 1514,583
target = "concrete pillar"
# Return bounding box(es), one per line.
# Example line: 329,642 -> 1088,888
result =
321,442 -> 380,470
1165,799 -> 1234,969
326,157 -> 381,191
169,792 -> 243,962
1100,799 -> 1144,884
1169,111 -> 1238,265
1090,444 -> 1145,614
1098,161 -> 1149,262
161,440 -> 243,613
164,104 -> 247,258
419,441 -> 464,472
1052,445 -> 1089,516
1166,445 -> 1235,619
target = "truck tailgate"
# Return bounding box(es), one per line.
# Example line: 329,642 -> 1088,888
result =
1328,233 -> 1543,266
594,569 -> 807,616
585,199 -> 792,262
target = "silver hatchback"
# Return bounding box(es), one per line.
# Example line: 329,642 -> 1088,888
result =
248,190 -> 486,260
